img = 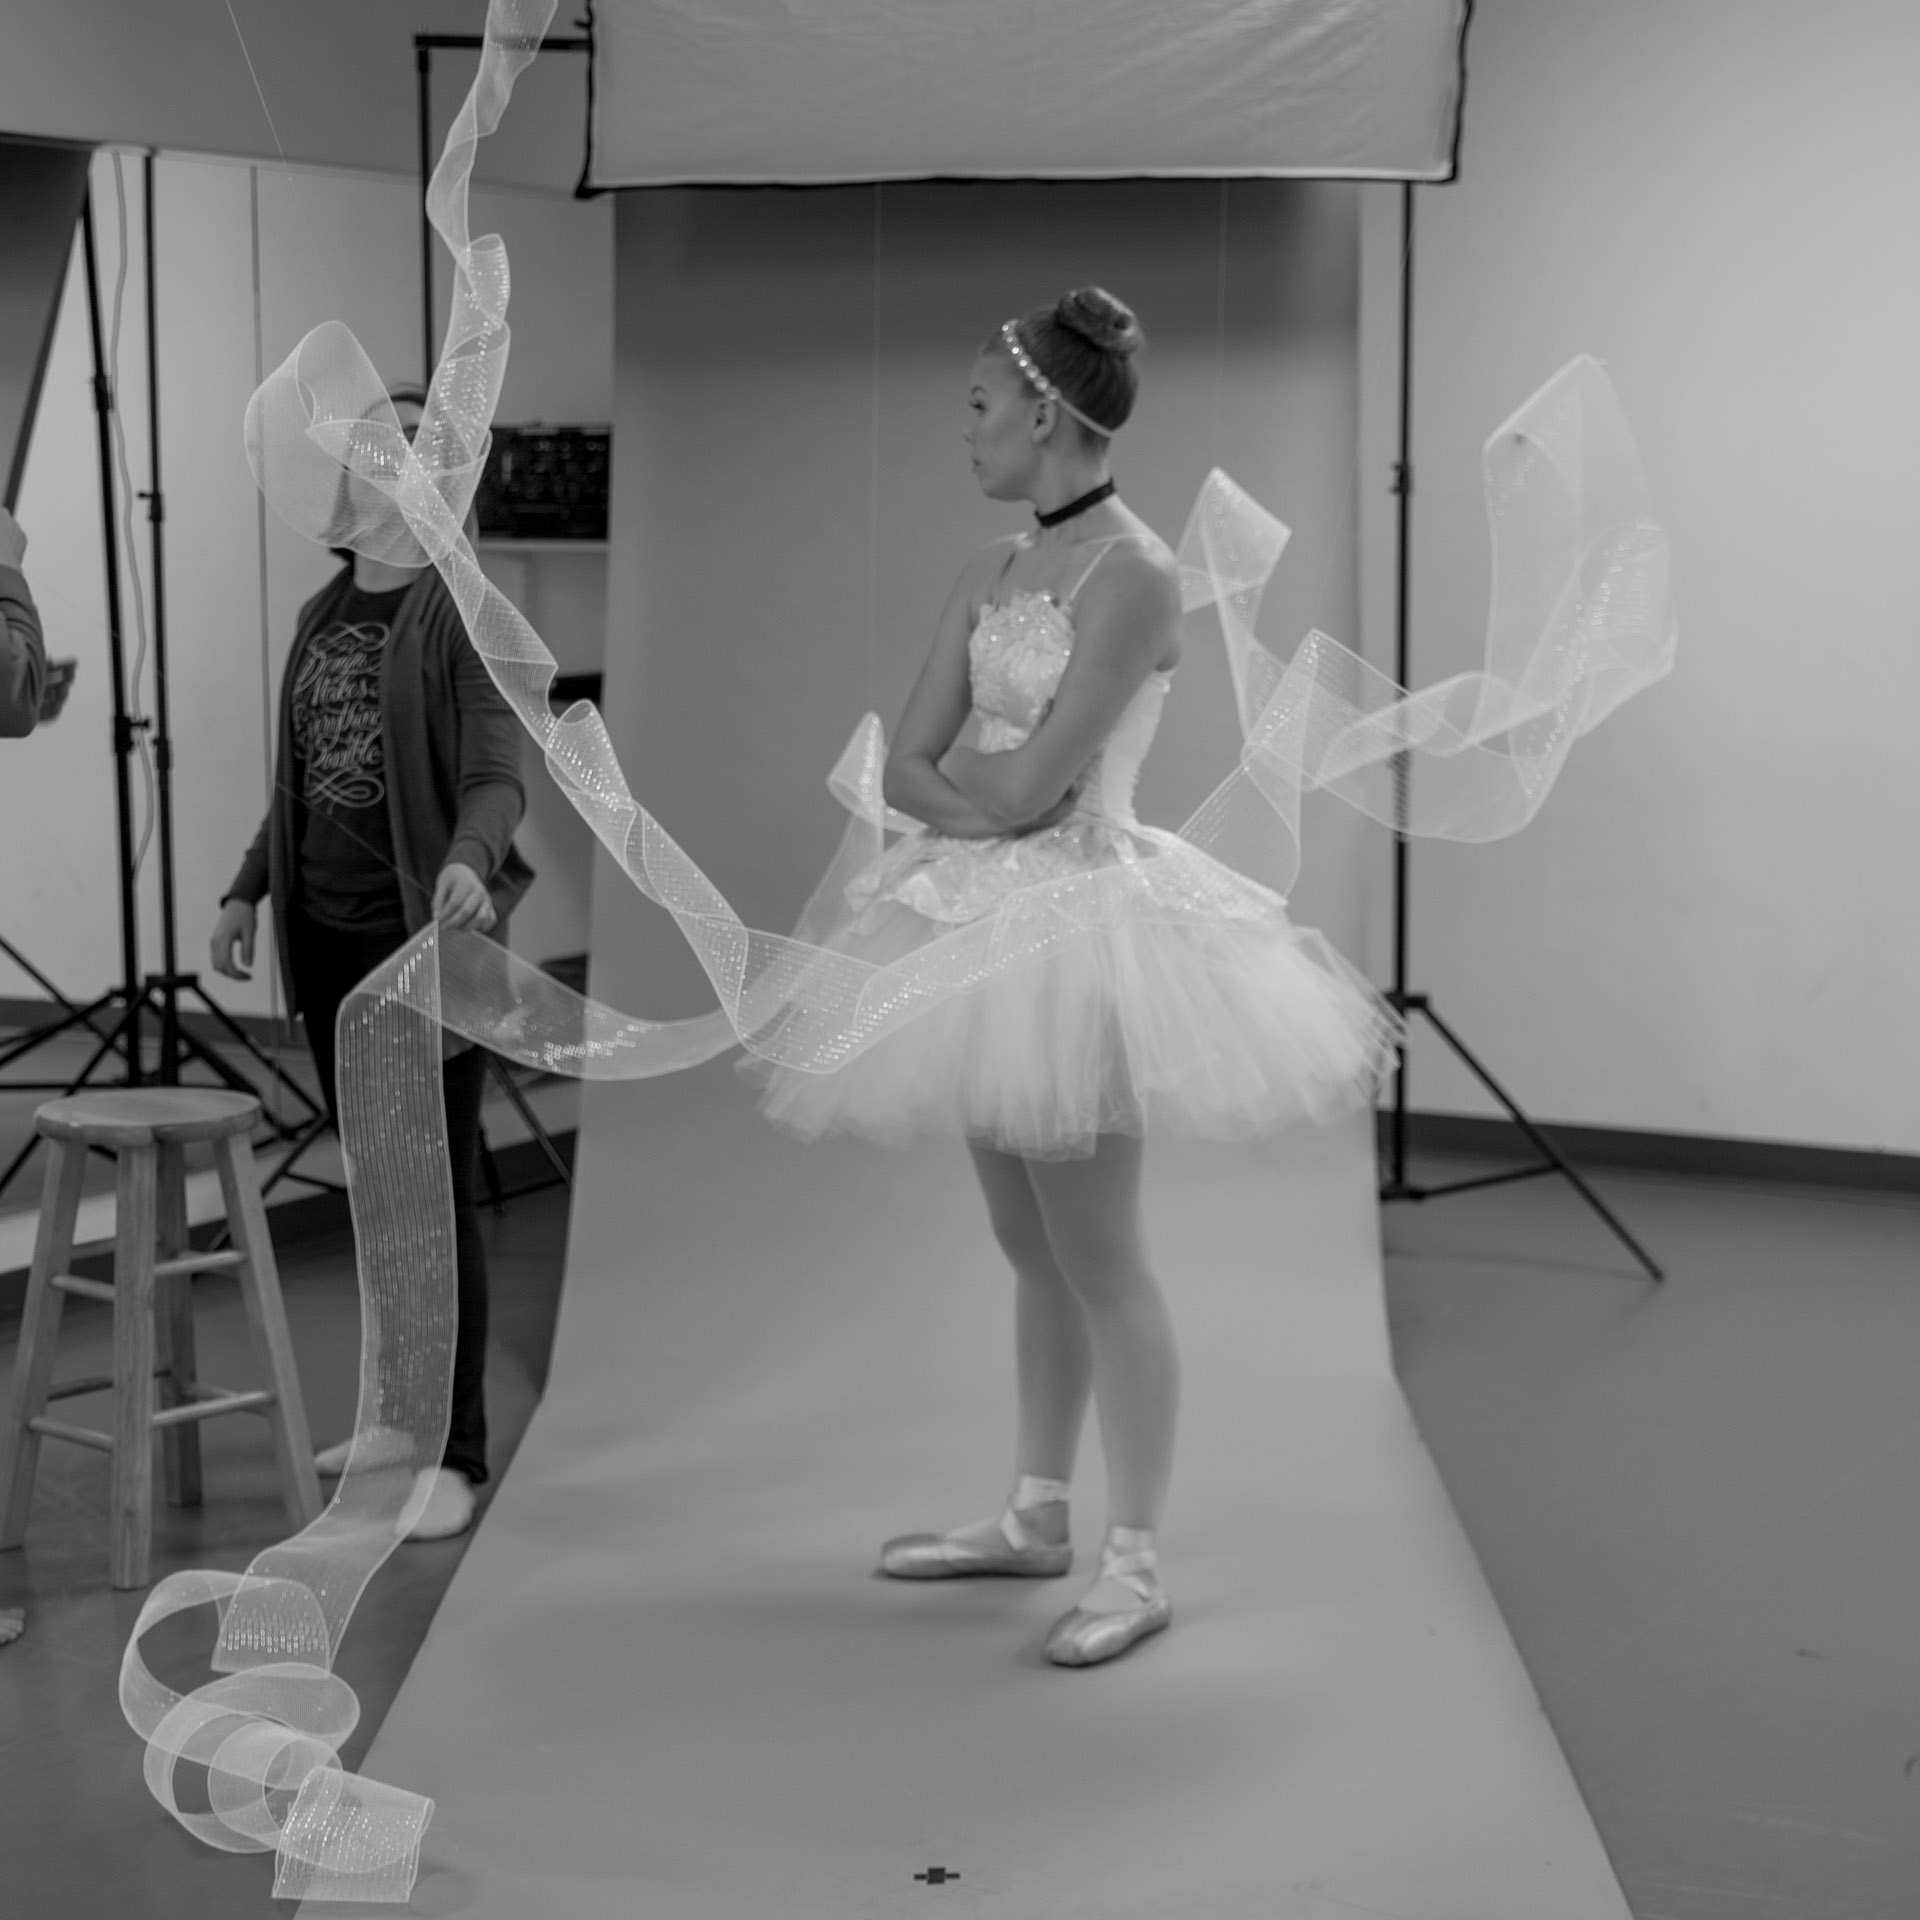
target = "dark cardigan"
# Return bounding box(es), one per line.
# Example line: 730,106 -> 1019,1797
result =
227,563 -> 535,1016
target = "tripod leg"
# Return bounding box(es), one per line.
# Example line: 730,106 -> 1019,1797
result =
1417,1003 -> 1664,1282
477,1121 -> 506,1214
1379,1051 -> 1417,1201
0,994 -> 125,1074
483,1055 -> 571,1192
198,1109 -> 338,1258
183,984 -> 327,1127
0,1009 -> 88,1076
156,993 -> 324,1150
64,1009 -> 137,1093
61,1002 -> 142,1096
0,1128 -> 45,1209
0,934 -> 84,1012
255,1112 -> 336,1204
152,995 -> 273,1101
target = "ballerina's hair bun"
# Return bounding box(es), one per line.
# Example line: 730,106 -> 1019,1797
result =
1054,287 -> 1144,360
999,285 -> 1146,436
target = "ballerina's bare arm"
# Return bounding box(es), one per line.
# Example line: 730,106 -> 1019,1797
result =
939,544 -> 1180,832
884,542 -> 1045,839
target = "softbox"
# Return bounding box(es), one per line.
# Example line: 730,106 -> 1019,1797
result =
0,136 -> 92,506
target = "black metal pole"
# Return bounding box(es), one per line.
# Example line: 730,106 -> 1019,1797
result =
80,186 -> 143,1082
1387,180 -> 1416,1190
418,44 -> 436,393
140,152 -> 183,1086
1372,180 -> 1659,1280
1416,1001 -> 1665,1278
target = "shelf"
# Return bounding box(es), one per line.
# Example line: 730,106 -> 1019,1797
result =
477,537 -> 609,553
548,672 -> 603,707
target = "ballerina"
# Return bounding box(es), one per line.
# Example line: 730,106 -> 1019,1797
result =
752,288 -> 1396,1666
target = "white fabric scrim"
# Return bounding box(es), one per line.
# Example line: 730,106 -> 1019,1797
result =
586,0 -> 1471,188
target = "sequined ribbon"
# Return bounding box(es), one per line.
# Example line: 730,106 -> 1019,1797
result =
120,0 -> 1674,1895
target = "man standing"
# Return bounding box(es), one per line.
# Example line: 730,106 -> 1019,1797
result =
208,391 -> 532,1541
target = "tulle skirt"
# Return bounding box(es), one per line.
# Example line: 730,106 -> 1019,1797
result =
746,815 -> 1398,1160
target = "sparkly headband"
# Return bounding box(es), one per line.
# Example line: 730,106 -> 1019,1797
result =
1000,319 -> 1116,437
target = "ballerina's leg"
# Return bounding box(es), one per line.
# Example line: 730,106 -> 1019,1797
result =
969,1140 -> 1094,1495
1024,1132 -> 1177,1534
874,1144 -> 1089,1577
1024,1132 -> 1179,1663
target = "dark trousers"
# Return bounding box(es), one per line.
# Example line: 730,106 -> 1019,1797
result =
287,909 -> 490,1485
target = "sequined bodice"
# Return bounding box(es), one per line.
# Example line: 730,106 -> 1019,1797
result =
968,589 -> 1170,827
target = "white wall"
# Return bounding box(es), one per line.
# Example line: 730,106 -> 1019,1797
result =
1359,0 -> 1920,1153
0,150 -> 612,1023
593,180 -> 1371,1030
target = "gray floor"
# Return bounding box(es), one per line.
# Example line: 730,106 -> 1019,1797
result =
1,1104 -> 1916,1915
0,1183 -> 570,1915
324,1071 -> 1624,1919
1381,1157 -> 1920,1920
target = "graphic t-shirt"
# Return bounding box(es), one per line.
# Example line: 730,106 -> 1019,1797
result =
290,582 -> 411,931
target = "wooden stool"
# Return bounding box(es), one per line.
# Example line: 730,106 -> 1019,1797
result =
0,1089 -> 323,1590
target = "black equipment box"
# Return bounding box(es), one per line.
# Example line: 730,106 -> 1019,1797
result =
475,425 -> 610,540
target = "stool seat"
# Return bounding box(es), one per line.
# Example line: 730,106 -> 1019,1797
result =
36,1088 -> 262,1149
1,1089 -> 319,1588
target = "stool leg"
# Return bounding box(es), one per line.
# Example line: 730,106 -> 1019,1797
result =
0,1140 -> 89,1550
213,1134 -> 321,1529
154,1140 -> 202,1508
110,1144 -> 158,1590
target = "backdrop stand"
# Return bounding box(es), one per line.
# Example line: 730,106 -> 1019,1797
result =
1377,181 -> 1662,1283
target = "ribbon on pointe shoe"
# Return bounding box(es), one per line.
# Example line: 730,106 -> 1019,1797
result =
1042,1541 -> 1171,1668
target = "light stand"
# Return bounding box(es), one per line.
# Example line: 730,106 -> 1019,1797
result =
0,159 -> 329,1208
0,184 -> 146,1113
1377,181 -> 1662,1284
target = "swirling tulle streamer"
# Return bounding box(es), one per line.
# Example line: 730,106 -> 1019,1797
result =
120,0 -> 1674,1896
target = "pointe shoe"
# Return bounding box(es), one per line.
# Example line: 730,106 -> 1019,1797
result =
1042,1546 -> 1171,1667
879,1502 -> 1073,1580
406,1467 -> 478,1541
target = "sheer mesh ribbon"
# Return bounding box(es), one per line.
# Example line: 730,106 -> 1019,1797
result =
121,0 -> 1674,1896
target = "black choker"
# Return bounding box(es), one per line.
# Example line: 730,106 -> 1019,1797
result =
1034,479 -> 1116,529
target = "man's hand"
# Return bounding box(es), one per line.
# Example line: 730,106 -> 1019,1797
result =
0,507 -> 26,572
432,862 -> 496,933
37,659 -> 75,725
210,898 -> 257,980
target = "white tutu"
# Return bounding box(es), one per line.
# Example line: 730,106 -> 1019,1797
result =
747,563 -> 1397,1158
748,807 -> 1396,1159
